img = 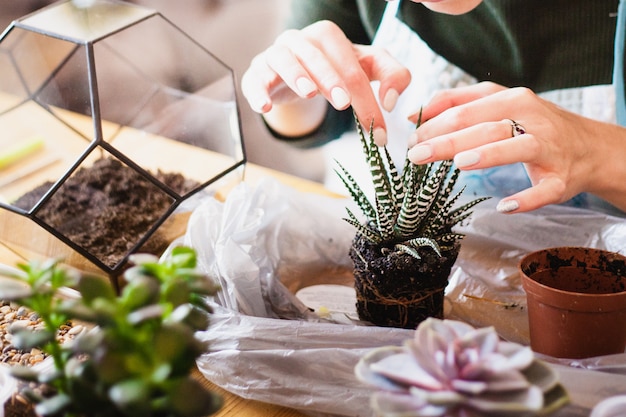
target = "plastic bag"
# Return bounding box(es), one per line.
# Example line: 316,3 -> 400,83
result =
166,178 -> 626,417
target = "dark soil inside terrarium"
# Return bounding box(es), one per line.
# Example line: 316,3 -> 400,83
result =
350,234 -> 459,329
12,157 -> 199,270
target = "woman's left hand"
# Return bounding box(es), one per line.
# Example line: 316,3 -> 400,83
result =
406,81 -> 626,214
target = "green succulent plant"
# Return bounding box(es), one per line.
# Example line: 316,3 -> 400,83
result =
0,246 -> 222,417
335,115 -> 489,260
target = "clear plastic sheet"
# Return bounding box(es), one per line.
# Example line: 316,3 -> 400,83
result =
165,178 -> 626,417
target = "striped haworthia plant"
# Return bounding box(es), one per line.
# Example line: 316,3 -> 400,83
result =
336,116 -> 489,260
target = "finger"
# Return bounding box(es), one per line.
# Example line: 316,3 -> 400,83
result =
356,45 -> 411,113
454,132 -> 539,170
408,81 -> 505,123
414,87 -> 535,141
241,54 -> 279,113
264,42 -> 319,99
273,29 -> 353,109
496,176 -> 567,214
407,119 -> 519,164
302,21 -> 388,144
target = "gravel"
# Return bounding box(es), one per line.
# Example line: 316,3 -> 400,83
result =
0,301 -> 78,367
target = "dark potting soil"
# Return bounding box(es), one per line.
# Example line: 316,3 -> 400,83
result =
4,384 -> 45,417
12,157 -> 199,269
350,233 -> 459,329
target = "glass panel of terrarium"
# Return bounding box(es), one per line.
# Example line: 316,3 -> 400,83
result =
93,14 -> 243,194
33,42 -> 99,140
5,27 -> 77,102
0,104 -> 89,211
0,35 -> 98,212
17,0 -> 155,44
0,33 -> 27,111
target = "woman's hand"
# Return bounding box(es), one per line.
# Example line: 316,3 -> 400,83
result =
407,82 -> 626,213
241,20 -> 411,145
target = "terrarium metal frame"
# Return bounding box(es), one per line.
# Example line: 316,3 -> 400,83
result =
0,0 -> 246,279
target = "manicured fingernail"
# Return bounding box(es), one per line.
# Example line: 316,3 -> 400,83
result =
296,77 -> 316,96
408,144 -> 432,163
454,151 -> 480,168
408,108 -> 424,123
408,130 -> 419,147
251,97 -> 270,113
496,199 -> 519,213
382,89 -> 399,112
330,87 -> 350,109
373,127 -> 387,146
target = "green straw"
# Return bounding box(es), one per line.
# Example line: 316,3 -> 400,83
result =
0,136 -> 45,170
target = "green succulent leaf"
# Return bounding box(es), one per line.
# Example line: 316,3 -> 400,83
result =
127,304 -> 166,325
188,278 -> 220,297
344,209 -> 383,244
10,365 -> 41,382
120,275 -> 161,310
170,246 -> 198,268
397,237 -> 442,258
449,196 -> 492,223
374,193 -> 395,241
10,328 -> 56,350
335,162 -> 377,222
0,278 -> 32,300
166,377 -> 224,417
162,277 -> 192,307
169,304 -> 211,331
108,379 -> 151,416
34,393 -> 73,417
78,274 -> 116,303
395,163 -> 420,238
71,330 -> 105,354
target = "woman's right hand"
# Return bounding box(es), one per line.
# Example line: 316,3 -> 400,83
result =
241,20 -> 411,145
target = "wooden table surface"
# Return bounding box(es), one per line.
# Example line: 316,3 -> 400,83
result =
194,368 -> 308,417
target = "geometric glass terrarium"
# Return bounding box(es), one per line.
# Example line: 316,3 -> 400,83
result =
0,0 -> 245,279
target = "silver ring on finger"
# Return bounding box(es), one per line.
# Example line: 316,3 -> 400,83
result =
506,119 -> 526,137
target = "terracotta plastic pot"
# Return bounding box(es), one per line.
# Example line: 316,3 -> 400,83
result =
519,247 -> 626,359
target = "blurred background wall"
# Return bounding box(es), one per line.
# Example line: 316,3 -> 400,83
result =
0,0 -> 326,183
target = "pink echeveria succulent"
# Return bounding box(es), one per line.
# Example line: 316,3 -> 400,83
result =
355,318 -> 569,417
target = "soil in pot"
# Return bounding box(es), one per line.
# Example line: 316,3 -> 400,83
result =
350,234 -> 459,329
520,246 -> 626,359
11,157 -> 199,271
4,384 -> 44,417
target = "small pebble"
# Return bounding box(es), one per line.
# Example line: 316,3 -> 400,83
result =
16,307 -> 27,318
0,301 -> 77,366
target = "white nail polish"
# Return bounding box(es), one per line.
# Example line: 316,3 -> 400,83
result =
296,77 -> 316,96
496,199 -> 520,213
408,131 -> 419,147
373,128 -> 387,146
330,87 -> 350,109
252,97 -> 270,113
409,145 -> 432,163
382,89 -> 399,112
454,151 -> 480,168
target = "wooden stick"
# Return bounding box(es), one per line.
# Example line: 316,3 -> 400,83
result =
0,136 -> 45,170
